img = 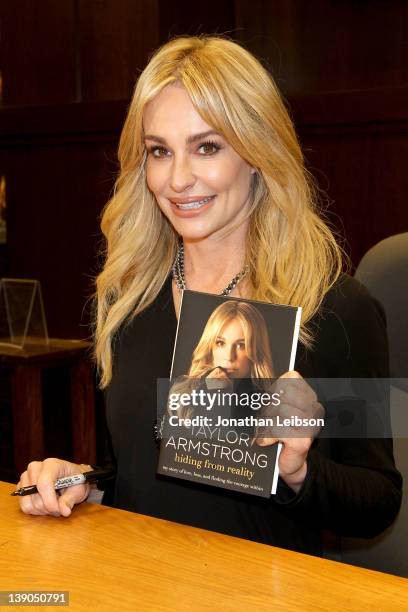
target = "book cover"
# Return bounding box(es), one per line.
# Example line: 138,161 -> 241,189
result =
157,290 -> 301,498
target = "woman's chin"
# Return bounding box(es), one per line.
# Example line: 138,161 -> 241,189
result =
166,216 -> 218,242
176,229 -> 215,242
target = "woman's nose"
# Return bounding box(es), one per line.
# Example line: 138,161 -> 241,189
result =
169,155 -> 195,192
224,344 -> 236,363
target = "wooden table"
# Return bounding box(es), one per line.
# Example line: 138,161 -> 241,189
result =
0,482 -> 407,611
0,339 -> 96,475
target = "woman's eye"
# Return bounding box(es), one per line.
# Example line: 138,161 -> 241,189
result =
236,342 -> 245,350
215,340 -> 224,347
198,141 -> 220,155
149,146 -> 169,158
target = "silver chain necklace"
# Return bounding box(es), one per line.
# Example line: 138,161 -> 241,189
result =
172,241 -> 249,296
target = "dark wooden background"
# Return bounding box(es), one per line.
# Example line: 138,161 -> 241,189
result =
0,0 -> 407,340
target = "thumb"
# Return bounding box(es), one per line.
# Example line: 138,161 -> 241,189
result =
280,370 -> 302,379
256,436 -> 279,447
59,496 -> 75,517
58,486 -> 87,517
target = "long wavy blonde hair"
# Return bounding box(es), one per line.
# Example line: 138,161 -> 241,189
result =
95,35 -> 343,388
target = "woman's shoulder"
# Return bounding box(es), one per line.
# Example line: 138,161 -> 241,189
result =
110,275 -> 176,377
304,273 -> 389,377
320,273 -> 384,321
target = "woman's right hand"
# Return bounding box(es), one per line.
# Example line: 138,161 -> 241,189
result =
206,366 -> 230,380
205,366 -> 233,391
17,458 -> 91,518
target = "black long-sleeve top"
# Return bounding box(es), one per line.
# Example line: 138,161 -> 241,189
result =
101,274 -> 402,556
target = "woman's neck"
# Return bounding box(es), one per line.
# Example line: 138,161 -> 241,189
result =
182,227 -> 249,296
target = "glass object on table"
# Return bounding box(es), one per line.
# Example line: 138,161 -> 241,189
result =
0,278 -> 49,349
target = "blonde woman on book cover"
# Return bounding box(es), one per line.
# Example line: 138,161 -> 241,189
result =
166,299 -> 275,420
189,300 -> 275,381
17,36 -> 401,556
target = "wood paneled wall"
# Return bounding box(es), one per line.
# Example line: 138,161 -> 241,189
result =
235,0 -> 408,266
1,0 -> 78,106
1,0 -> 160,105
235,0 -> 408,93
0,1 -> 407,338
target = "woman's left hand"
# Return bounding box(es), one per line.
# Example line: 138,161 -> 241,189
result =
256,371 -> 324,493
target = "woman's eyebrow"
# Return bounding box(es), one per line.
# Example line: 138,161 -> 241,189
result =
143,130 -> 221,144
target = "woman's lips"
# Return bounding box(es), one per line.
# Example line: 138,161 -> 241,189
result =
168,195 -> 216,217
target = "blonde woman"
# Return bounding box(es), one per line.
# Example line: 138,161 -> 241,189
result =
17,36 -> 401,556
188,300 -> 274,380
167,299 -> 275,419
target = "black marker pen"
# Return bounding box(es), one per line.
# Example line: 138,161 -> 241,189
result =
10,468 -> 116,496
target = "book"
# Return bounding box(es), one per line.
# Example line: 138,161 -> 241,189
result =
157,289 -> 301,498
